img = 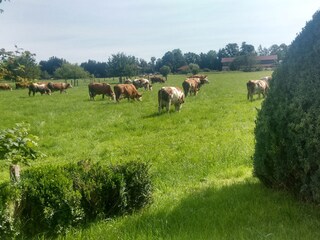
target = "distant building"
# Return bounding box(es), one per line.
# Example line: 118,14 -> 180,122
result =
221,55 -> 278,70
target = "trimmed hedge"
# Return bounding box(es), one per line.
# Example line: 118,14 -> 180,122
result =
254,10 -> 320,202
0,160 -> 152,238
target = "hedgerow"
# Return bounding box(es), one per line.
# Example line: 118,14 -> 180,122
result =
0,160 -> 152,238
254,10 -> 320,202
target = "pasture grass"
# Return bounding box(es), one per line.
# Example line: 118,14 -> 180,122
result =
1,71 -> 320,239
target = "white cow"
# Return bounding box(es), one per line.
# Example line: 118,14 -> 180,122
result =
246,80 -> 269,101
158,86 -> 185,113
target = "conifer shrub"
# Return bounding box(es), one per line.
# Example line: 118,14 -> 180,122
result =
254,10 -> 320,202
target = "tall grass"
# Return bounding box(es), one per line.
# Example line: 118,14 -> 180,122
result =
1,71 -> 320,239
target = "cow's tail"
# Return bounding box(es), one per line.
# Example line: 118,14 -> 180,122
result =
182,81 -> 189,97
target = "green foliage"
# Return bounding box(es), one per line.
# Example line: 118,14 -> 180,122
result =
189,63 -> 200,75
0,123 -> 44,165
0,160 -> 152,237
0,46 -> 40,82
159,65 -> 171,79
19,166 -> 84,236
254,10 -> 320,202
54,63 -> 90,80
0,182 -> 21,238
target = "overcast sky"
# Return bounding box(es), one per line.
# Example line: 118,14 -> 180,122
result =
1,0 -> 319,64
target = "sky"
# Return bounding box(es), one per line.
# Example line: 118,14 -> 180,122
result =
1,0 -> 319,64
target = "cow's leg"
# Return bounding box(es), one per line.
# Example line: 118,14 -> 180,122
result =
166,100 -> 170,112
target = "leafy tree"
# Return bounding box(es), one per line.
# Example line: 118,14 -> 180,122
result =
240,42 -> 256,55
159,65 -> 171,80
257,45 -> 270,56
54,63 -> 89,85
161,49 -> 186,73
189,63 -> 200,75
223,43 -> 240,57
80,60 -> 107,78
39,56 -> 66,77
268,43 -> 288,61
0,46 -> 40,82
107,53 -> 138,83
184,52 -> 200,65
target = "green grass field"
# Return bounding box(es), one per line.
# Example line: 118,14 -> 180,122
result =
1,71 -> 320,239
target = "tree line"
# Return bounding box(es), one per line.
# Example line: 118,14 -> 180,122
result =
0,42 -> 288,83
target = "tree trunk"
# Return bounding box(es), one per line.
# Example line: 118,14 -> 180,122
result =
10,164 -> 21,183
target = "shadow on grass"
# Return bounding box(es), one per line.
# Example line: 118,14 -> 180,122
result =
122,181 -> 320,239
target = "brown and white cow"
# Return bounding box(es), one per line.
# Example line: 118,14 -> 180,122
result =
47,82 -> 72,93
88,82 -> 115,101
246,80 -> 269,101
132,78 -> 152,91
260,76 -> 272,85
114,84 -> 142,102
182,76 -> 209,97
28,83 -> 51,96
0,83 -> 12,91
158,87 -> 185,113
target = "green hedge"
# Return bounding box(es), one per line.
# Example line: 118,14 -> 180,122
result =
0,160 -> 152,238
254,10 -> 320,202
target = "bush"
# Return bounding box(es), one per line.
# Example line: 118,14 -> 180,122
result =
254,10 -> 320,202
0,160 -> 152,238
0,182 -> 21,239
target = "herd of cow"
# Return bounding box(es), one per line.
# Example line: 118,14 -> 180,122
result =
0,74 -> 272,112
88,75 -> 210,112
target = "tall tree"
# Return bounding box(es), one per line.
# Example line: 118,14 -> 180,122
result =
54,63 -> 89,85
257,45 -> 270,56
1,46 -> 40,82
224,43 -> 240,57
107,53 -> 138,83
39,56 -> 66,76
240,42 -> 256,55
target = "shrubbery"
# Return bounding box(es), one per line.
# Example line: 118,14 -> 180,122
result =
0,160 -> 152,238
254,10 -> 320,202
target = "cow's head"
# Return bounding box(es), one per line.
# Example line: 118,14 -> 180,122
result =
136,93 -> 142,101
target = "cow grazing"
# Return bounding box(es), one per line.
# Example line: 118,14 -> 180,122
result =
246,80 -> 269,101
158,87 -> 185,113
28,83 -> 51,96
47,82 -> 72,93
182,76 -> 209,97
88,82 -> 115,101
132,78 -> 152,91
114,84 -> 142,102
150,76 -> 166,84
0,83 -> 12,91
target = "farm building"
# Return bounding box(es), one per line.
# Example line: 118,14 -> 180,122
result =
221,55 -> 278,70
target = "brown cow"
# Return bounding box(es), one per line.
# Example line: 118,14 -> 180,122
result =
114,84 -> 142,102
158,87 -> 185,113
132,78 -> 152,91
247,80 -> 269,101
182,76 -> 209,97
88,82 -> 115,101
47,82 -> 72,93
28,83 -> 51,96
150,76 -> 165,84
0,83 -> 12,91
